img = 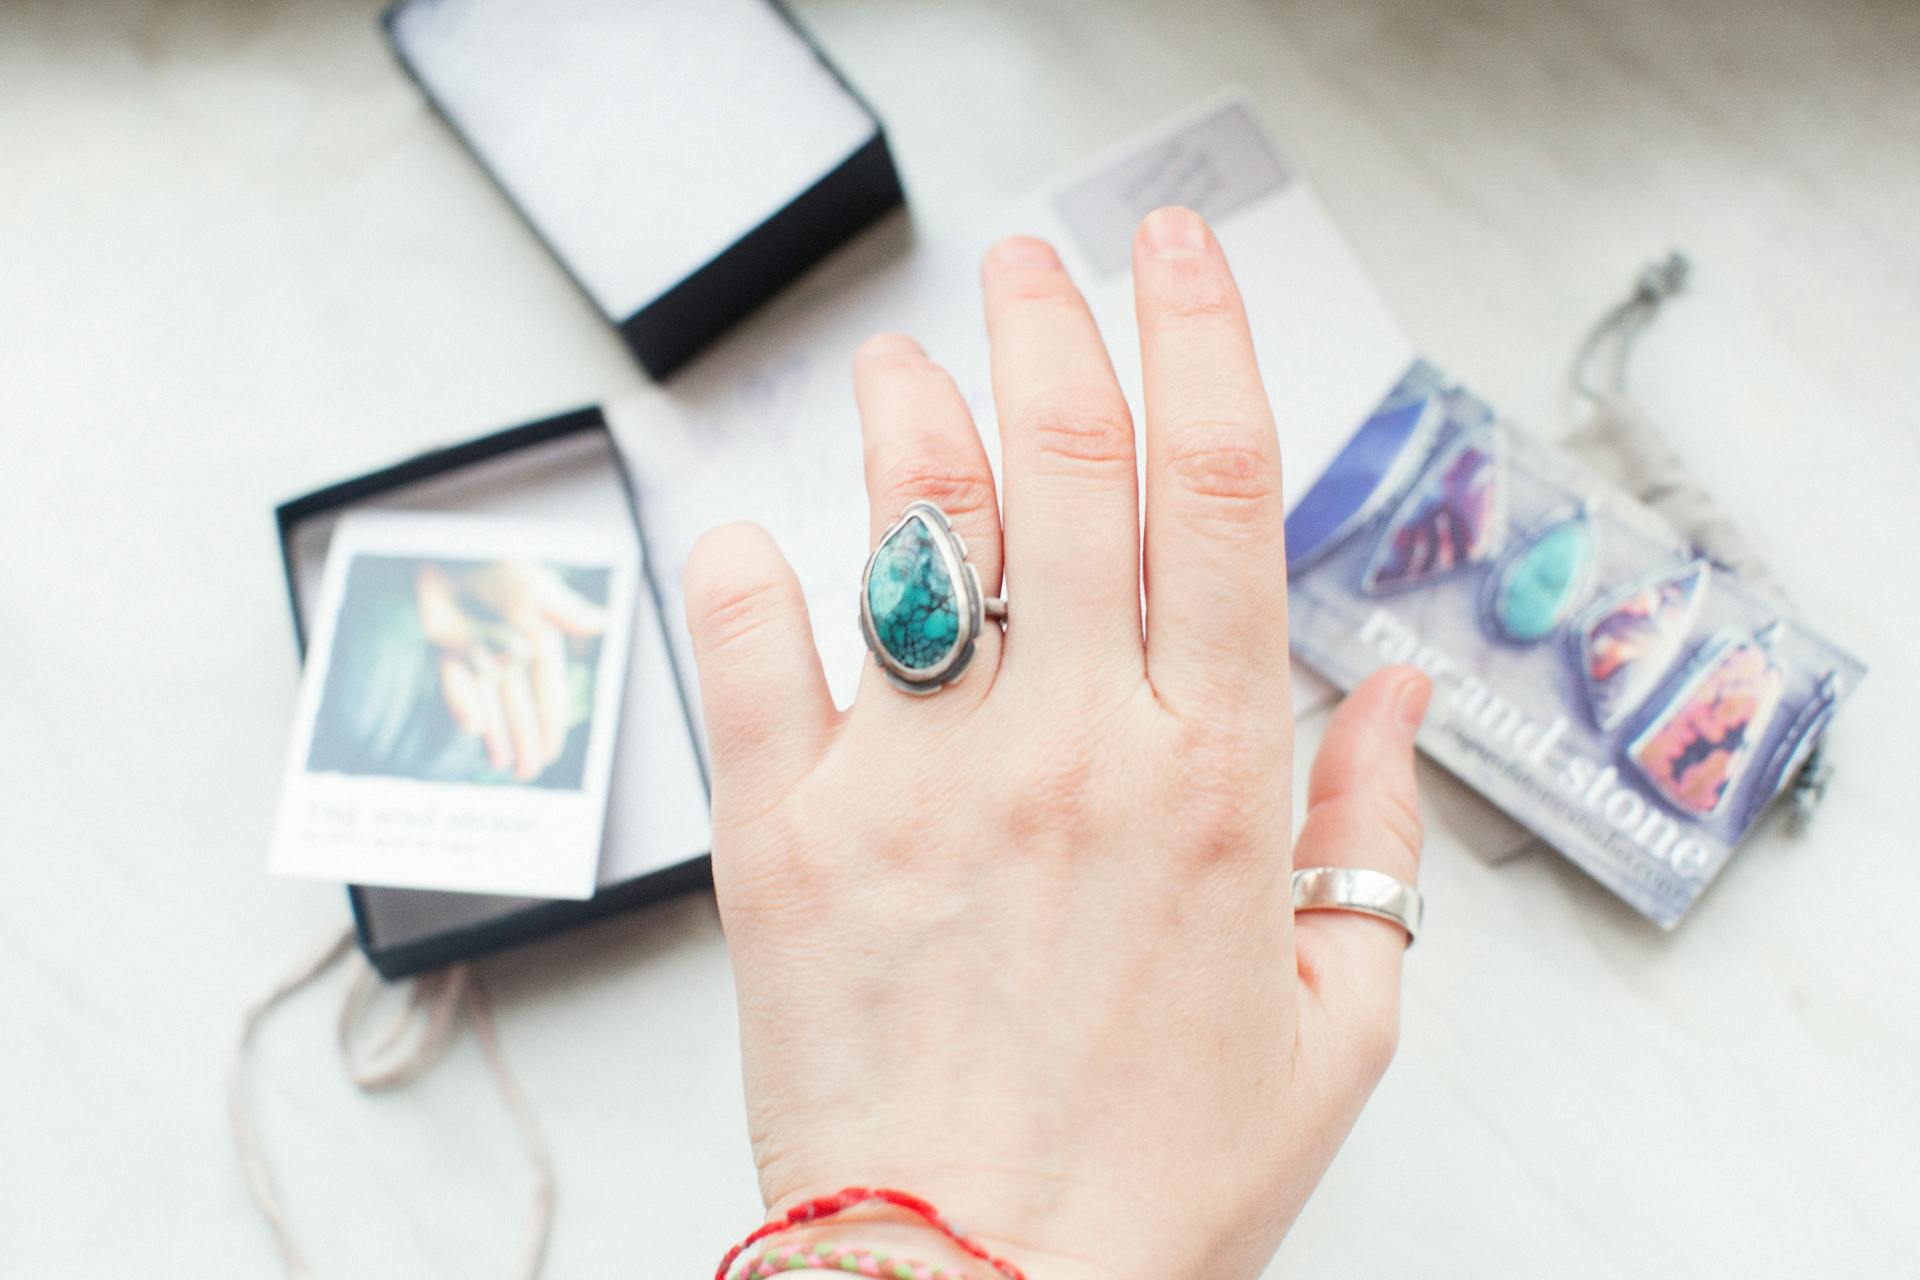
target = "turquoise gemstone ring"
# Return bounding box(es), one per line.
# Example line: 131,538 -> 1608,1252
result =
859,501 -> 1006,695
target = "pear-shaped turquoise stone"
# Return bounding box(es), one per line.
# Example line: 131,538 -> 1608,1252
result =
1494,517 -> 1592,641
867,515 -> 961,670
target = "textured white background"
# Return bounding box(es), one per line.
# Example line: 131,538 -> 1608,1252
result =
2,1 -> 1916,1275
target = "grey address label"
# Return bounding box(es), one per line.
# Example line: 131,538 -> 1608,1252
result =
1054,98 -> 1291,276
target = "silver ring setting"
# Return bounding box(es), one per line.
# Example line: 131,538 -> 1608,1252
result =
1291,866 -> 1424,948
859,501 -> 1005,695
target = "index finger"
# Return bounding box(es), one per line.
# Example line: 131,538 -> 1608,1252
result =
1132,206 -> 1289,723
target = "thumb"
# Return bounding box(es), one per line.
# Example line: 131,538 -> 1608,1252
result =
1290,665 -> 1430,1082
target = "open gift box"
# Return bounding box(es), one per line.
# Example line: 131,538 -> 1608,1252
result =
383,0 -> 905,379
276,411 -> 713,977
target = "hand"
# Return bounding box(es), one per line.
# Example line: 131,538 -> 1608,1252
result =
685,207 -> 1430,1280
415,561 -> 607,781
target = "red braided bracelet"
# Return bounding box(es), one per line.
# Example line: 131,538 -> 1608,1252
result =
715,1188 -> 1029,1280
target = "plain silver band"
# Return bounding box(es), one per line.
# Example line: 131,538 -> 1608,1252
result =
1291,866 -> 1423,948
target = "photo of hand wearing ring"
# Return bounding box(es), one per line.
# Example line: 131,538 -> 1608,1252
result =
305,555 -> 610,790
689,206 -> 1434,1280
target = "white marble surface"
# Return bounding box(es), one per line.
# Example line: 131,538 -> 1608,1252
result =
3,0 -> 1916,1275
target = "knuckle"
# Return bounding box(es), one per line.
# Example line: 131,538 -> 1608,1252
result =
695,579 -> 788,654
686,552 -> 793,657
993,269 -> 1072,308
1153,263 -> 1243,323
1182,805 -> 1258,867
1169,730 -> 1268,864
1001,745 -> 1100,853
1376,786 -> 1426,868
713,807 -> 824,916
872,454 -> 997,523
1163,422 -> 1280,517
1017,389 -> 1135,473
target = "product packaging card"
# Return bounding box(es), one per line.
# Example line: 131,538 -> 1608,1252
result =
1285,360 -> 1865,926
270,511 -> 638,900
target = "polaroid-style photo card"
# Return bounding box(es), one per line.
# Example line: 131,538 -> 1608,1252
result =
270,511 -> 638,900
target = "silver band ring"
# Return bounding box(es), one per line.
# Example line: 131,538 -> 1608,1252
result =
859,501 -> 1006,695
1292,866 -> 1423,948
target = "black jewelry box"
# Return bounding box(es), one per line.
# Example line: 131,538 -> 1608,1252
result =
275,410 -> 714,977
381,0 -> 906,379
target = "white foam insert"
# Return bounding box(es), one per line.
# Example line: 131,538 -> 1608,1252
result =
387,0 -> 880,320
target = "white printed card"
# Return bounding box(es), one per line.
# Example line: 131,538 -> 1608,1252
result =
269,511 -> 637,899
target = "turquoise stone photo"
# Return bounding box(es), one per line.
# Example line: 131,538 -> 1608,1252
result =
866,513 -> 962,670
1487,509 -> 1595,642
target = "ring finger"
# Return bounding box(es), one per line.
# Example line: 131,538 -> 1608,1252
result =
852,332 -> 1003,710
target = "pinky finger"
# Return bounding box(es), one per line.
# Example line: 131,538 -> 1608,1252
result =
499,660 -> 544,782
684,522 -> 837,816
468,652 -> 513,774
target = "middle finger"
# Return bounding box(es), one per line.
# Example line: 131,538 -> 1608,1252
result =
980,236 -> 1143,684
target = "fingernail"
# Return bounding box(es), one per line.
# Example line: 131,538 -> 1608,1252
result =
1395,672 -> 1433,736
1142,206 -> 1207,258
857,331 -> 923,360
989,235 -> 1059,270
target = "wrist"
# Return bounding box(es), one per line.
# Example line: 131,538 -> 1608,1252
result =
737,1218 -> 987,1278
728,1189 -> 1126,1280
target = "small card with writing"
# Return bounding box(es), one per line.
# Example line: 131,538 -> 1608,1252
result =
270,511 -> 637,900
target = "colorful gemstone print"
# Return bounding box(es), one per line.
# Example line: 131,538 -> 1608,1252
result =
1742,670 -> 1842,826
1361,428 -> 1505,594
866,511 -> 962,671
1484,506 -> 1597,643
1285,393 -> 1440,572
1627,624 -> 1787,817
1575,559 -> 1711,730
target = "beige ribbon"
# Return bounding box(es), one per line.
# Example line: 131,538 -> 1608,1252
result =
228,930 -> 555,1278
